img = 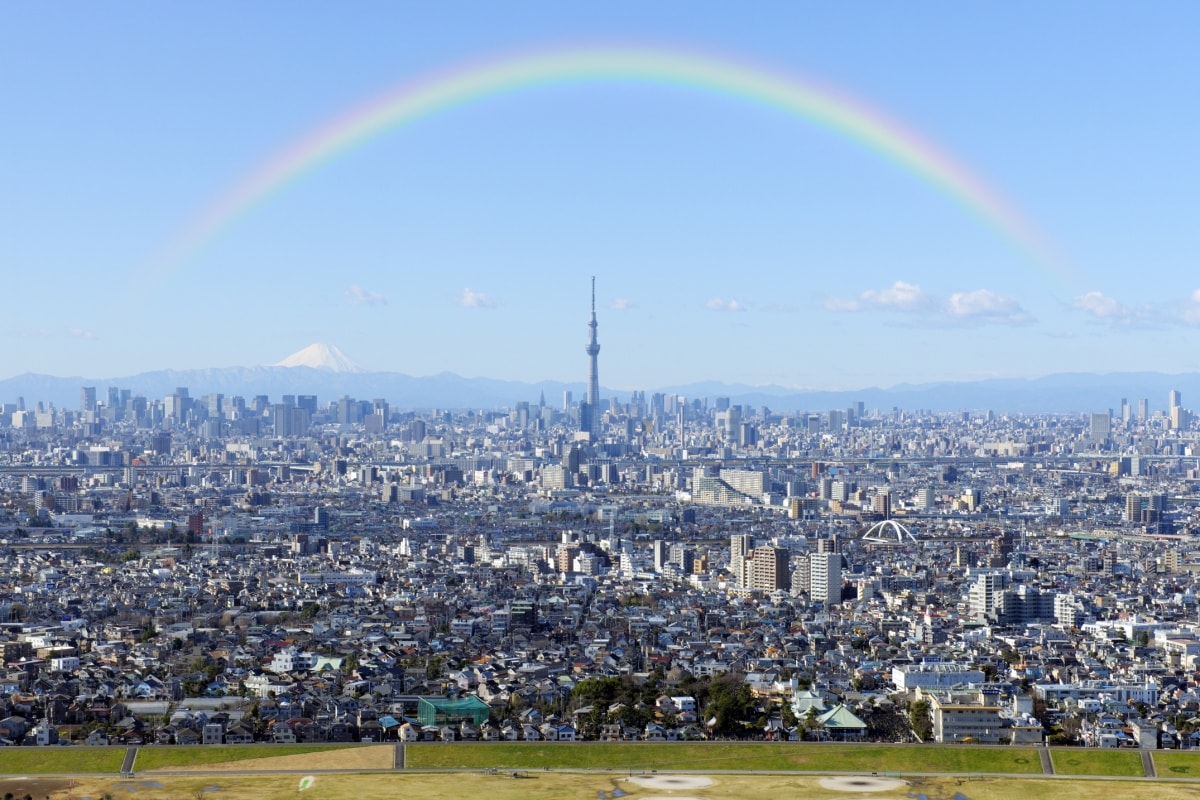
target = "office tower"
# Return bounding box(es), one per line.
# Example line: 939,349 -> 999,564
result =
809,552 -> 842,606
1139,398 -> 1149,421
1120,398 -> 1130,423
80,387 -> 96,413
1089,411 -> 1110,442
579,277 -> 601,439
1170,390 -> 1182,410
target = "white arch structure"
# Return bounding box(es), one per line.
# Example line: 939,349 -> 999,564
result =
861,518 -> 918,545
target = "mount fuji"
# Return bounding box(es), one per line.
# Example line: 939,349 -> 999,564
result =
272,343 -> 367,373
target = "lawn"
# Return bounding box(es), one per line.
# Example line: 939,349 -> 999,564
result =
0,747 -> 126,774
1049,748 -> 1144,776
1152,750 -> 1200,777
405,742 -> 1044,775
133,744 -> 355,771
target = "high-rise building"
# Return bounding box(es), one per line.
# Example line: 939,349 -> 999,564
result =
580,277 -> 601,439
652,539 -> 668,572
808,552 -> 842,606
749,545 -> 790,591
1170,389 -> 1182,409
1089,411 -> 1111,442
730,533 -> 753,586
80,386 -> 96,413
1139,398 -> 1149,421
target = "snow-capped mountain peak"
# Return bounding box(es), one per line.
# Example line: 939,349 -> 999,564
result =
273,343 -> 367,373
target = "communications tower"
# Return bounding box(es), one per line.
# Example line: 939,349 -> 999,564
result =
582,277 -> 601,439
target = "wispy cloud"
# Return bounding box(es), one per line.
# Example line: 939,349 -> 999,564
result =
947,289 -> 1034,324
458,287 -> 497,308
68,327 -> 98,340
1073,291 -> 1133,323
611,297 -> 635,311
706,297 -> 747,312
827,280 -> 1033,326
1183,290 -> 1200,325
1071,290 -> 1159,328
345,284 -> 387,306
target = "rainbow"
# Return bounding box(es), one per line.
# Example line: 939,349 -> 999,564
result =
143,43 -> 1070,285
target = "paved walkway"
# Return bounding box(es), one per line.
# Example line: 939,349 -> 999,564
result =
120,746 -> 138,775
1038,747 -> 1054,775
1141,750 -> 1156,778
395,744 -> 405,770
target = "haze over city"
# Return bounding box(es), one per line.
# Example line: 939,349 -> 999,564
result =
4,3 -> 1199,390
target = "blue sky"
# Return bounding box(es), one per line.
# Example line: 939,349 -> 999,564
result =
3,2 -> 1199,390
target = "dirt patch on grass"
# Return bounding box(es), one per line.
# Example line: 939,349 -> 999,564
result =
152,745 -> 394,772
0,777 -> 73,797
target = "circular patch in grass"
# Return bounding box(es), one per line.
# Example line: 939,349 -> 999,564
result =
819,776 -> 907,792
627,775 -> 715,790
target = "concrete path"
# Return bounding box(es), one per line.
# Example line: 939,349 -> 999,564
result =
395,744 -> 405,770
1039,747 -> 1054,775
1141,750 -> 1156,778
120,746 -> 138,775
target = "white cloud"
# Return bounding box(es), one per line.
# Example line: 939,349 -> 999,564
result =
859,280 -> 934,312
458,287 -> 497,308
1071,290 -> 1167,328
1073,290 -> 1131,322
826,281 -> 935,313
1181,289 -> 1200,325
68,328 -> 98,340
827,281 -> 1032,326
706,297 -> 747,312
345,284 -> 387,306
611,297 -> 635,311
947,289 -> 1033,324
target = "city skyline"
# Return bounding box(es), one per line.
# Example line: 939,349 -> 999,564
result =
4,4 -> 1200,389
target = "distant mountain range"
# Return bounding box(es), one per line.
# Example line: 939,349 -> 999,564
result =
2,344 -> 1198,414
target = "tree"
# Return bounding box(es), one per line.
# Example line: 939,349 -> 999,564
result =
781,701 -> 798,729
803,707 -> 822,739
704,674 -> 756,737
908,699 -> 932,742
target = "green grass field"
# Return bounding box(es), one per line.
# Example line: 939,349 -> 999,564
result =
132,744 -> 354,771
1050,748 -> 1144,776
1152,750 -> 1200,776
0,747 -> 126,774
405,742 -> 1045,774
